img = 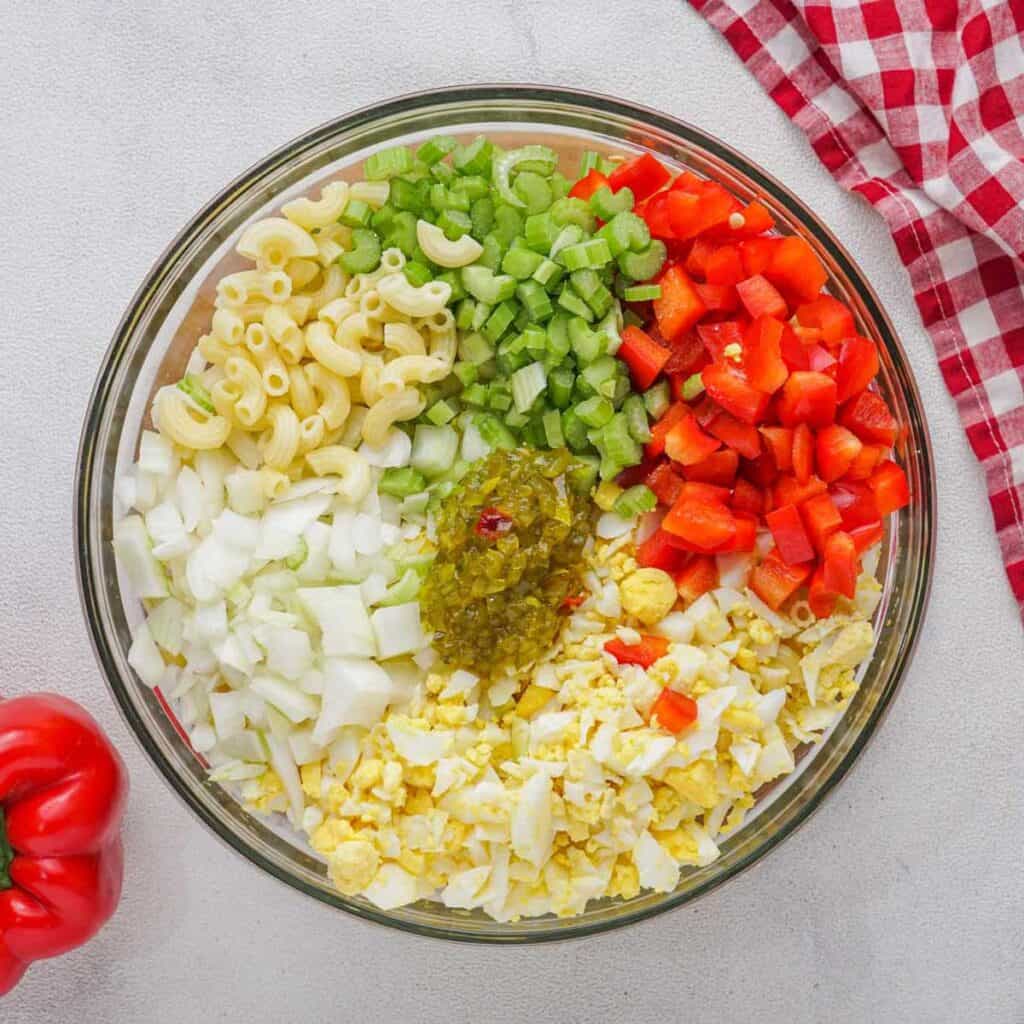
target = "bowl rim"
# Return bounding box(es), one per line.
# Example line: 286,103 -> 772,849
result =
74,83 -> 935,942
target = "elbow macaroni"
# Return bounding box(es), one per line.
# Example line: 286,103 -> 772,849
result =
415,219 -> 484,268
305,321 -> 361,378
156,389 -> 232,450
361,387 -> 425,446
282,181 -> 350,231
260,403 -> 301,470
304,362 -> 351,431
236,217 -> 318,269
376,272 -> 451,318
304,445 -> 372,505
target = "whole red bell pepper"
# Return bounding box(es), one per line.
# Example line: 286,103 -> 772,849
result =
0,695 -> 127,996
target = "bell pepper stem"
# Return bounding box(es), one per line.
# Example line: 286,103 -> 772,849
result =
0,807 -> 12,890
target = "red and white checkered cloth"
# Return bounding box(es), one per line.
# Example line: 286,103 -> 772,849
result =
689,0 -> 1024,617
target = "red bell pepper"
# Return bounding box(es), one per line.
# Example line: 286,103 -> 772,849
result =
736,275 -> 788,321
662,492 -> 736,550
776,371 -> 838,429
685,237 -> 716,278
731,477 -> 764,515
791,422 -> 814,484
668,182 -> 741,238
695,282 -> 740,313
823,530 -> 859,598
795,295 -> 855,346
836,336 -> 881,403
705,200 -> 775,240
806,343 -> 838,375
779,324 -> 811,371
816,424 -> 863,482
840,390 -> 898,446
608,152 -> 671,201
568,168 -> 610,201
650,689 -> 699,733
759,426 -> 794,472
741,447 -> 779,489
663,331 -> 707,377
617,325 -> 671,390
749,549 -> 812,610
717,512 -> 757,552
604,634 -> 670,669
766,236 -> 828,303
682,448 -> 740,486
654,266 -> 707,341
868,460 -> 911,515
646,401 -> 690,458
705,245 -> 746,286
738,237 -> 781,276
639,191 -> 674,238
675,555 -> 719,605
742,316 -> 789,394
664,411 -> 721,466
799,491 -> 843,553
0,695 -> 128,996
702,363 -> 770,424
850,521 -> 885,554
697,320 -> 745,362
636,529 -> 686,573
773,473 -> 828,508
644,461 -> 685,506
843,442 -> 886,481
831,481 -> 881,530
807,564 -> 837,619
765,503 -> 816,565
706,408 -> 762,459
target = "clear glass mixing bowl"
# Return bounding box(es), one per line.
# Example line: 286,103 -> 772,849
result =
75,85 -> 934,942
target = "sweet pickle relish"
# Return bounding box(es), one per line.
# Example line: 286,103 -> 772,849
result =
421,448 -> 593,674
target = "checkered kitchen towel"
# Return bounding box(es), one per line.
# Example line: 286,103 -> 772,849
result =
689,0 -> 1024,616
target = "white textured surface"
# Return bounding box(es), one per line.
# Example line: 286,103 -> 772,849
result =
2,1 -> 1022,1021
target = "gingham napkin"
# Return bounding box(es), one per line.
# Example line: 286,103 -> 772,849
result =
690,0 -> 1024,616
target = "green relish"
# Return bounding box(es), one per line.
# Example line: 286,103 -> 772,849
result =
421,448 -> 592,675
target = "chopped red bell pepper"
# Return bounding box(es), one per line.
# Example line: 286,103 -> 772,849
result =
662,492 -> 736,550
638,191 -> 674,238
736,275 -> 788,321
560,593 -> 587,611
697,320 -> 745,362
604,634 -> 670,669
776,371 -> 838,428
795,295 -> 855,345
835,336 -> 880,402
779,324 -> 811,371
766,235 -> 828,303
759,426 -> 794,472
695,282 -> 740,313
749,549 -> 812,610
671,182 -> 742,238
663,331 -> 707,378
807,564 -> 837,619
617,325 -> 672,390
717,511 -> 757,552
705,200 -> 775,240
692,394 -> 722,428
868,460 -> 911,515
650,689 -> 699,733
742,315 -> 789,393
792,422 -> 814,484
706,408 -> 762,459
816,424 -> 863,482
822,530 -> 859,598
806,344 -> 838,375
616,456 -> 660,489
741,447 -> 779,489
636,529 -> 687,573
739,237 -> 782,276
646,401 -> 690,458
0,695 -> 128,996
683,448 -> 740,486
675,554 -> 719,605
839,390 -> 898,446
644,460 -> 685,506
731,477 -> 764,515
685,237 -> 717,279
765,503 -> 816,565
653,266 -> 707,341
850,521 -> 885,554
664,411 -> 721,466
773,473 -> 828,507
702,363 -> 770,424
676,481 -> 733,505
831,481 -> 880,530
568,168 -> 610,201
608,152 -> 672,200
842,442 -> 886,481
799,491 -> 843,553
705,244 -> 746,286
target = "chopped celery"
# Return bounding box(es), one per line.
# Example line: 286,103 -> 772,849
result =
559,237 -> 613,271
548,366 -> 575,409
416,135 -> 457,166
597,211 -> 650,257
458,331 -> 494,365
339,199 -> 373,228
462,265 -> 517,305
338,228 -> 381,273
557,287 -> 594,321
364,146 -> 414,180
426,399 -> 458,426
483,301 -> 518,343
411,424 -> 460,477
623,283 -> 662,302
589,185 -> 634,220
532,257 -> 564,289
617,239 -> 667,281
453,361 -> 479,388
643,379 -> 671,420
623,394 -> 652,443
502,246 -> 545,280
379,569 -> 422,607
511,361 -> 547,413
550,197 -> 597,232
613,485 -> 657,519
379,466 -> 427,498
576,395 -> 614,428
177,375 -> 214,414
516,280 -> 554,322
682,372 -> 705,401
561,408 -> 591,451
542,408 -> 565,448
474,413 -> 517,450
567,455 -> 600,495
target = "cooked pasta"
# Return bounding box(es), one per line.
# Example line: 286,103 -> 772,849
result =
304,363 -> 351,430
260,403 -> 301,470
236,217 -> 318,269
304,321 -> 361,378
284,258 -> 321,291
304,445 -> 372,505
156,389 -> 231,450
217,269 -> 292,306
211,308 -> 245,346
282,180 -> 350,231
415,219 -> 484,267
348,180 -> 389,207
379,355 -> 449,395
383,321 -> 426,357
224,356 -> 267,428
377,272 -> 451,317
287,364 -> 318,419
361,387 -> 425,446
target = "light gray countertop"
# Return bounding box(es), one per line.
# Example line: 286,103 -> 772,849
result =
2,2 -> 1022,1021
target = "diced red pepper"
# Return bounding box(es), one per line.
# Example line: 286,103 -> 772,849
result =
760,426 -> 794,472
644,461 -> 685,506
792,422 -> 814,484
669,171 -> 704,193
765,503 -> 816,565
706,408 -> 762,459
836,336 -> 880,402
695,282 -> 740,312
717,512 -> 757,552
731,477 -> 764,515
742,315 -> 789,393
868,460 -> 911,515
808,564 -> 837,618
779,324 -> 811,371
677,481 -> 733,504
697,320 -> 745,362
749,549 -> 812,610
650,688 -> 699,733
617,324 -> 672,390
705,200 -> 775,240
739,237 -> 781,276
831,482 -> 881,530
822,530 -> 858,599
662,331 -> 707,377
685,237 -> 716,279
675,555 -> 719,606
662,493 -> 736,550
799,492 -> 843,553
705,244 -> 746,286
636,529 -> 687,573
843,443 -> 886,481
639,191 -> 674,237
851,522 -> 885,554
736,275 -> 788,321
773,473 -> 827,508
654,266 -> 707,341
806,344 -> 838,375
604,634 -> 670,669
682,448 -> 740,486
664,411 -> 721,466
776,371 -> 838,428
816,424 -> 863,482
692,394 -> 721,428
608,152 -> 671,201
840,390 -> 898,446
616,456 -> 660,489
766,235 -> 828,303
795,295 -> 856,346
568,168 -> 610,201
793,325 -> 824,344
560,593 -> 586,611
646,401 -> 690,458
702,363 -> 770,424
741,449 -> 779,490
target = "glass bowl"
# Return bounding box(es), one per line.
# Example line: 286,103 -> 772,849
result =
75,85 -> 934,942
